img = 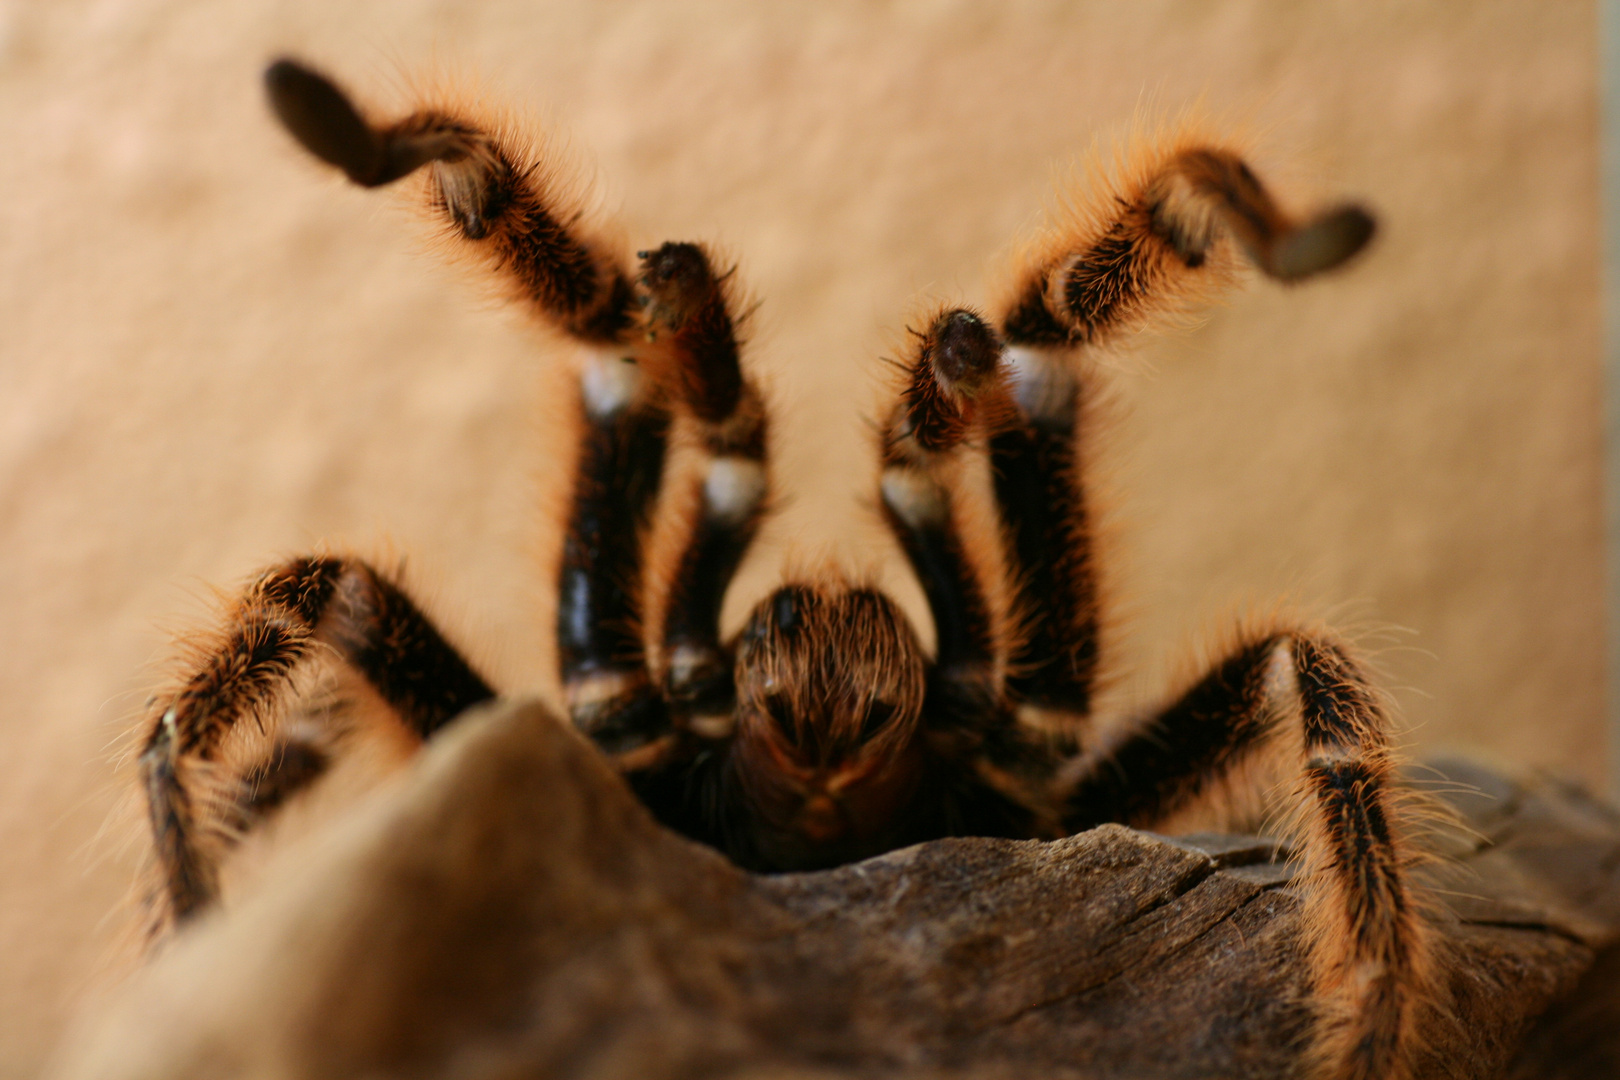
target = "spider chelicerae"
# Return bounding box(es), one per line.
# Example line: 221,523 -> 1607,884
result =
135,59 -> 1427,1080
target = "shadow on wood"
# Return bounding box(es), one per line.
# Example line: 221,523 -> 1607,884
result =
50,699 -> 1620,1079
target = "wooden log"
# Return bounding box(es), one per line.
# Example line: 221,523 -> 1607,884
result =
49,700 -> 1620,1079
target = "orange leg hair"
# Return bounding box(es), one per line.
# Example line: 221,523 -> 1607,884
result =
1064,629 -> 1432,1080
137,556 -> 493,931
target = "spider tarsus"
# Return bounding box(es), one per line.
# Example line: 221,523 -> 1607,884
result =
266,58 -> 470,189
1268,204 -> 1377,281
638,242 -> 710,321
929,309 -> 1002,396
637,241 -> 747,426
890,306 -> 1007,457
265,59 -> 390,185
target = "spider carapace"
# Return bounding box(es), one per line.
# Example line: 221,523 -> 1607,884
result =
136,59 -> 1429,1080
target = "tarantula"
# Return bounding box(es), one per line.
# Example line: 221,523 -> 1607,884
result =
136,59 -> 1428,1080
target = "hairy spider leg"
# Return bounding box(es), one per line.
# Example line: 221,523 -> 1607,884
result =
638,242 -> 769,731
877,308 -> 1063,834
986,363 -> 1100,720
993,140 -> 1376,722
557,378 -> 671,756
558,240 -> 768,767
1064,630 -> 1431,1080
265,60 -> 638,341
879,308 -> 1004,680
139,556 -> 493,930
265,64 -> 774,755
265,60 -> 675,756
585,242 -> 771,853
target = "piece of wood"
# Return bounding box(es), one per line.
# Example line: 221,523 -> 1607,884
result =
49,700 -> 1620,1079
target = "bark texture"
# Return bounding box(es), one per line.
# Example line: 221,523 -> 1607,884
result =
51,699 -> 1620,1079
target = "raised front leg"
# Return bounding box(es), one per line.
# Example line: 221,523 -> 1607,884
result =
266,60 -> 637,341
263,64 -> 776,765
264,59 -> 667,751
991,139 -> 1377,722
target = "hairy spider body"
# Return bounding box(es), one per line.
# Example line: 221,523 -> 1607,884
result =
134,60 -> 1428,1080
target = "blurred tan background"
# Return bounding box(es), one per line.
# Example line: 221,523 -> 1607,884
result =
0,1 -> 1604,1074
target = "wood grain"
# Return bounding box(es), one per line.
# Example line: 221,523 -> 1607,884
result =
51,699 -> 1620,1079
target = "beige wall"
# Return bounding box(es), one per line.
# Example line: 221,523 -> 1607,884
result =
0,2 -> 1603,1072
